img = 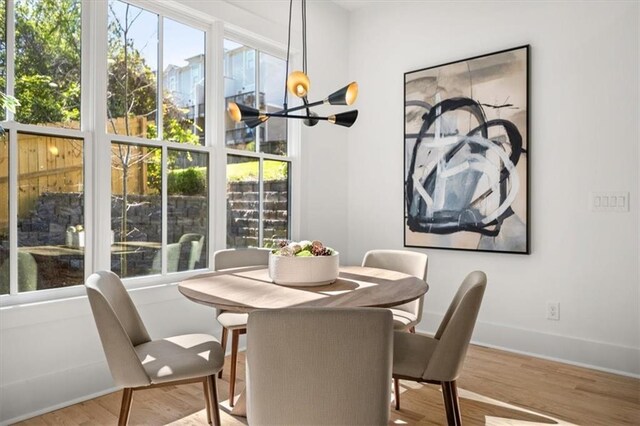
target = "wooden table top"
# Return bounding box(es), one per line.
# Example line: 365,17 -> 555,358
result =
18,241 -> 161,257
178,265 -> 428,313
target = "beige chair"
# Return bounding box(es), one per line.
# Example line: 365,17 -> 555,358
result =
393,271 -> 487,425
179,233 -> 205,270
150,242 -> 180,274
0,252 -> 38,294
85,270 -> 224,425
246,308 -> 393,425
213,247 -> 271,406
362,249 -> 428,332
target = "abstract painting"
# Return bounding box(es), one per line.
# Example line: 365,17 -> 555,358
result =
404,45 -> 529,254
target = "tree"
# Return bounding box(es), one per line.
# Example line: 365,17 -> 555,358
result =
14,0 -> 81,125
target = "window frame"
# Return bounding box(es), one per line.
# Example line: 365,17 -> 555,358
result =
0,0 -> 301,306
103,0 -> 213,283
1,0 -> 91,304
222,30 -> 299,249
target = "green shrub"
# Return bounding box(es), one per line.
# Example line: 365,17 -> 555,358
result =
168,167 -> 206,195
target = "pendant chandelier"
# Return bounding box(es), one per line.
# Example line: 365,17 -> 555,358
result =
227,0 -> 359,129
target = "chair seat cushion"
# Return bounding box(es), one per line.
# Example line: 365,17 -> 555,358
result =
393,331 -> 437,379
391,308 -> 418,330
217,311 -> 249,330
135,333 -> 224,384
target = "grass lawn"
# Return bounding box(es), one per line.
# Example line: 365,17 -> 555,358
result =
226,159 -> 288,182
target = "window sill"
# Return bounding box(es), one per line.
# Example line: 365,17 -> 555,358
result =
0,268 -> 213,327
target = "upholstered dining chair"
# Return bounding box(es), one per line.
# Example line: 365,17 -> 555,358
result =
179,233 -> 205,270
85,270 -> 224,425
213,247 -> 271,406
150,233 -> 205,274
392,270 -> 487,425
362,249 -> 429,332
0,252 -> 38,294
246,308 -> 394,425
150,242 -> 180,274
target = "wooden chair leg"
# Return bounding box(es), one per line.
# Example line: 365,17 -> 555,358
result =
203,378 -> 212,424
118,388 -> 133,426
229,329 -> 239,407
207,375 -> 222,426
450,380 -> 461,425
394,377 -> 401,410
218,327 -> 228,379
441,381 -> 462,426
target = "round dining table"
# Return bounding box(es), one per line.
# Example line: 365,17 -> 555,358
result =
178,264 -> 429,418
178,265 -> 429,312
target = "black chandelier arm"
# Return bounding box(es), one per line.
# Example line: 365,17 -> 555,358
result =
264,113 -> 329,121
271,98 -> 325,115
263,109 -> 358,128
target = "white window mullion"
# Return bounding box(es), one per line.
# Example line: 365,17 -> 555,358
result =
8,126 -> 18,294
81,0 -> 93,280
6,0 -> 15,121
212,21 -> 226,253
258,158 -> 264,247
157,16 -> 164,141
7,0 -> 16,292
93,0 -> 111,272
161,145 -> 168,274
254,48 -> 260,153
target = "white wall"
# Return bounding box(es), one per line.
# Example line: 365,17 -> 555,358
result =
346,0 -> 639,375
2,1 -> 638,423
0,1 -> 351,424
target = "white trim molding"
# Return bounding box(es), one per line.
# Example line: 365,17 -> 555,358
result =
420,311 -> 640,378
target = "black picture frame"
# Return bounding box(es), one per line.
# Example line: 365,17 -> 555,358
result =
404,45 -> 530,254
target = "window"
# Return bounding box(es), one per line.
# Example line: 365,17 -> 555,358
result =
163,17 -> 205,145
224,39 -> 290,248
14,0 -> 81,129
1,0 -> 85,295
0,1 -> 296,301
107,0 -> 208,279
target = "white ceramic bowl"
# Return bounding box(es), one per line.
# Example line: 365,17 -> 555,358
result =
268,251 -> 339,286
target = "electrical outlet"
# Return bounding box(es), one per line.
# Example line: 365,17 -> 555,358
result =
547,302 -> 560,320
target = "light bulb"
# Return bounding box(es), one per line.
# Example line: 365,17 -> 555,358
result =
287,71 -> 310,98
345,82 -> 358,106
227,102 -> 242,122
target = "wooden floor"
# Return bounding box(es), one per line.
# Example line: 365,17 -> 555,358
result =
18,344 -> 640,425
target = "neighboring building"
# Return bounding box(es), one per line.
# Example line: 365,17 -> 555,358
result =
163,53 -> 205,143
224,43 -> 287,155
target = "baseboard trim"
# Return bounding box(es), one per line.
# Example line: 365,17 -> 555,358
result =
419,311 -> 640,378
1,386 -> 119,426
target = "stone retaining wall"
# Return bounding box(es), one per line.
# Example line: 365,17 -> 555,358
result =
8,180 -> 288,286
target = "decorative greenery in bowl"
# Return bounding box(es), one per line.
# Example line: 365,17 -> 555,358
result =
269,240 -> 339,286
271,240 -> 335,257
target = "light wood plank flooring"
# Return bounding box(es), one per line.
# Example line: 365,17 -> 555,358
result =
17,344 -> 640,425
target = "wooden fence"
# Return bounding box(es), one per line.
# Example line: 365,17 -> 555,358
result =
0,116 -> 150,228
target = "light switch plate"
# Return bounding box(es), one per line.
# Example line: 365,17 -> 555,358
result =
590,192 -> 629,212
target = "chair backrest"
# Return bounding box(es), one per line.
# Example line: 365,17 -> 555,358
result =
0,252 -> 38,294
213,248 -> 270,270
85,270 -> 152,387
246,308 -> 393,426
150,242 -> 181,274
178,233 -> 205,270
362,249 -> 428,320
423,271 -> 487,382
